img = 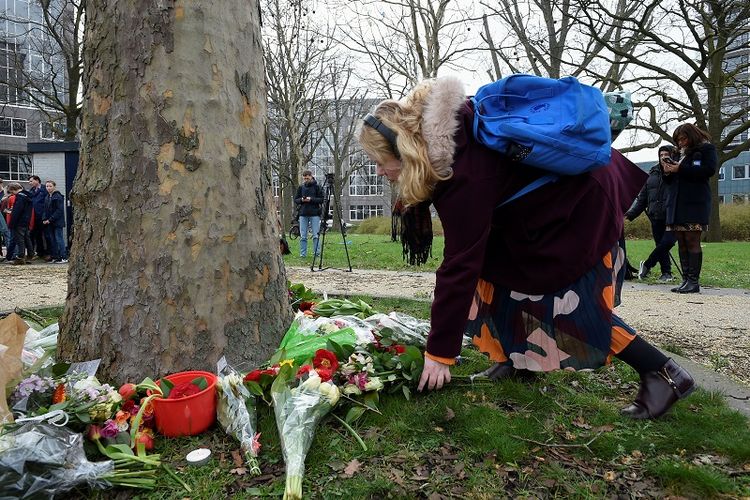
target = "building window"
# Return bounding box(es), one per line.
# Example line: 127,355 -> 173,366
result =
40,121 -> 65,140
0,152 -> 32,181
349,204 -> 383,221
0,42 -> 28,106
0,116 -> 26,137
718,167 -> 725,181
272,172 -> 280,198
732,165 -> 749,179
718,195 -> 725,204
732,194 -> 748,204
349,162 -> 384,196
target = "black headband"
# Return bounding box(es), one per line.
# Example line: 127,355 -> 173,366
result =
363,113 -> 401,159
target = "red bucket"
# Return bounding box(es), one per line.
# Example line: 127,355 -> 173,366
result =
152,370 -> 217,437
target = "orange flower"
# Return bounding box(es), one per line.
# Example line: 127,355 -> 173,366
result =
52,383 -> 66,404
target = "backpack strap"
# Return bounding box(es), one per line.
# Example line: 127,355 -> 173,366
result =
496,173 -> 559,208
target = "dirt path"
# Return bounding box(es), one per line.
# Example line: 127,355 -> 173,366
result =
3,262 -> 749,386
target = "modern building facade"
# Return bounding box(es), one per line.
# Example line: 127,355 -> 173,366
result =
0,0 -> 66,185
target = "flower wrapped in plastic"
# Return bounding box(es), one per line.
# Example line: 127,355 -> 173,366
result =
272,360 -> 340,500
271,314 -> 359,365
216,357 -> 261,475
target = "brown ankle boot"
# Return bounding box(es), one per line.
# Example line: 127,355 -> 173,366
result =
621,359 -> 696,419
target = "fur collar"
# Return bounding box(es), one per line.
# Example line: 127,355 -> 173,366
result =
421,76 -> 466,173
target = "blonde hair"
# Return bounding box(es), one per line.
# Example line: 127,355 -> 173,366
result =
358,80 -> 453,206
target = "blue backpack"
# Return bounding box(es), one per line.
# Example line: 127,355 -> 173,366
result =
471,74 -> 613,206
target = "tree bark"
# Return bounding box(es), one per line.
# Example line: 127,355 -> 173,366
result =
58,0 -> 292,382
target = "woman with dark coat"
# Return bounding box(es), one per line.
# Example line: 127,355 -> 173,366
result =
626,145 -> 678,281
357,76 -> 695,419
662,123 -> 718,293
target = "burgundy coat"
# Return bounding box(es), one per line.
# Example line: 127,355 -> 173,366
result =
426,101 -> 647,360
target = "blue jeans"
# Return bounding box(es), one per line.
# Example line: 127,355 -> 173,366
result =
45,225 -> 67,260
299,215 -> 320,257
0,215 -> 10,257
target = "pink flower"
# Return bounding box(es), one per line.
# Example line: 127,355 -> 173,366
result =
349,372 -> 369,390
100,419 -> 119,439
251,432 -> 262,455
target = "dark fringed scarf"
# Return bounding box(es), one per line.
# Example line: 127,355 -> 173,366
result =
394,199 -> 433,265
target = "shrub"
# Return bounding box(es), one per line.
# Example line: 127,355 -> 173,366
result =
347,215 -> 445,236
720,203 -> 750,240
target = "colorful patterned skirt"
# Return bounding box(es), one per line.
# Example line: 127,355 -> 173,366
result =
466,242 -> 636,372
666,223 -> 708,232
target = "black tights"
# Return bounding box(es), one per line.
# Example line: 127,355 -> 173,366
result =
616,336 -> 669,375
675,230 -> 702,254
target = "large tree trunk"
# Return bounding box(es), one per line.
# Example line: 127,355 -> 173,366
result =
58,0 -> 292,383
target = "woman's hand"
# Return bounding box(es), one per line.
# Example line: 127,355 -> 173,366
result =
418,356 -> 452,391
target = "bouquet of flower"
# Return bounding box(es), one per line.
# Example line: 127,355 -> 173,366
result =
216,357 -> 261,475
272,352 -> 341,500
270,314 -> 359,366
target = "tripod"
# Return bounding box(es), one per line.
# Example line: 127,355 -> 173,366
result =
311,173 -> 352,272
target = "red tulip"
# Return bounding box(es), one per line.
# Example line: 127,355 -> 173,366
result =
118,383 -> 137,400
134,429 -> 155,451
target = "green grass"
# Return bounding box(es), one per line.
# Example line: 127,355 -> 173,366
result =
45,294 -> 748,500
284,234 -> 750,289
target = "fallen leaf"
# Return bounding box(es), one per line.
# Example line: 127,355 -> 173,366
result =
343,459 -> 361,477
231,450 -> 244,468
443,407 -> 455,421
434,426 -> 444,432
592,424 -> 614,433
603,470 -> 617,482
230,467 -> 247,476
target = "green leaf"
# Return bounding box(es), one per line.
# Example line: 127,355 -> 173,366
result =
244,380 -> 264,397
402,385 -> 411,401
192,376 -> 208,391
345,406 -> 367,424
76,411 -> 91,423
363,391 -> 379,410
160,378 -> 174,398
51,362 -> 71,378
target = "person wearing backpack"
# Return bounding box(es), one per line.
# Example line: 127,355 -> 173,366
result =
357,76 -> 695,419
662,123 -> 718,294
625,145 -> 678,281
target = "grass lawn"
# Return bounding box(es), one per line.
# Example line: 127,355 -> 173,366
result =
43,297 -> 747,499
283,234 -> 750,289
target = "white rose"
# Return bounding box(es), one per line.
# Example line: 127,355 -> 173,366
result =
318,382 -> 340,406
363,377 -> 384,392
342,384 -> 362,396
299,371 -> 321,391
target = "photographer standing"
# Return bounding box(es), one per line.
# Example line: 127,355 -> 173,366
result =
626,145 -> 678,281
294,170 -> 324,258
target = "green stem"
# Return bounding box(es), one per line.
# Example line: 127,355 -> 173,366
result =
332,414 -> 367,451
163,464 -> 193,493
340,394 -> 383,414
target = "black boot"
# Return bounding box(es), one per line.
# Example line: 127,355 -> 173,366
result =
670,249 -> 689,292
677,252 -> 702,294
621,359 -> 696,419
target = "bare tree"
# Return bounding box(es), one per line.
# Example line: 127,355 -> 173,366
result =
263,0 -> 339,228
339,0 -> 480,97
0,0 -> 84,140
58,0 -> 291,381
479,0 -> 643,86
315,61 -> 376,229
574,0 -> 750,240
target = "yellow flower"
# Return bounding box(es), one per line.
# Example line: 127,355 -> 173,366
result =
279,359 -> 295,368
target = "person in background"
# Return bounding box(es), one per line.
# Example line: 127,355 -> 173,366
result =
42,180 -> 68,264
357,76 -> 695,419
662,123 -> 718,294
626,145 -> 678,281
6,182 -> 34,265
294,170 -> 324,258
27,175 -> 49,260
0,179 -> 10,260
